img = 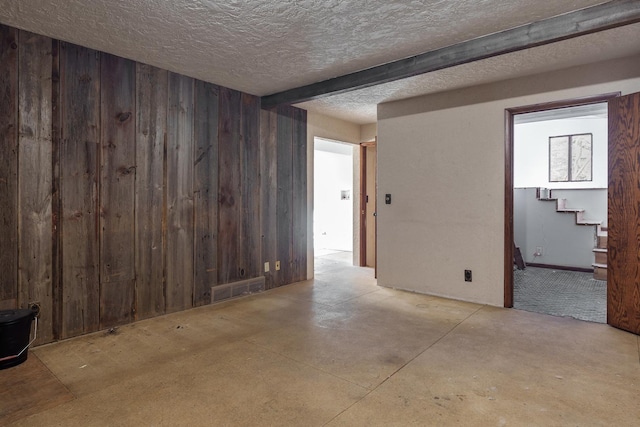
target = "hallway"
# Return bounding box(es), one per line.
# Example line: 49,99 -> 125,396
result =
2,256 -> 639,426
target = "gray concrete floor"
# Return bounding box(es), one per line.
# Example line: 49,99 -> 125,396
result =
6,255 -> 640,426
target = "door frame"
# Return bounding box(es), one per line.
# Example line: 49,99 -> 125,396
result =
360,140 -> 377,269
503,92 -> 620,307
359,144 -> 367,267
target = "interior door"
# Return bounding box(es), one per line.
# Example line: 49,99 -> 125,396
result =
365,144 -> 377,270
359,141 -> 377,273
608,92 -> 640,335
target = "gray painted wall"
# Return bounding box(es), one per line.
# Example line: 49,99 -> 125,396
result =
514,188 -> 605,268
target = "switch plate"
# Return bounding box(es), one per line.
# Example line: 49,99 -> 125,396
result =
464,270 -> 472,282
275,261 -> 281,271
264,262 -> 270,273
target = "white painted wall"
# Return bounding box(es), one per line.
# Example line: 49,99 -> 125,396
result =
514,188 -> 605,268
377,54 -> 640,306
514,117 -> 607,189
360,123 -> 377,142
314,141 -> 354,252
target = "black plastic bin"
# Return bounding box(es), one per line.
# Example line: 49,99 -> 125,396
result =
0,308 -> 38,370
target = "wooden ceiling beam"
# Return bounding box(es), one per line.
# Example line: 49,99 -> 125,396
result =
261,0 -> 640,108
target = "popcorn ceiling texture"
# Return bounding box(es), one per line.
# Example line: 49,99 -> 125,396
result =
297,23 -> 640,124
1,0 -> 637,124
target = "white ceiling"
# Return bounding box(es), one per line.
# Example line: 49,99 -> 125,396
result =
2,0 -> 639,124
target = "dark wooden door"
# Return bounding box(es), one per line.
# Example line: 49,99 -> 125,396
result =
608,92 -> 640,335
360,141 -> 377,273
365,144 -> 377,270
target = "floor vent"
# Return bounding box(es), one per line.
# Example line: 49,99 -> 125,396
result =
211,276 -> 266,304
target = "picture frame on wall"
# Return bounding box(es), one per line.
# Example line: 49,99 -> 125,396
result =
549,133 -> 592,182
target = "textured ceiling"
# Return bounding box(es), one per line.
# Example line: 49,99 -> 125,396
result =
298,23 -> 640,124
1,0 -> 637,124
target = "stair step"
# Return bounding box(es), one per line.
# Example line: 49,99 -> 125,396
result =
597,234 -> 607,249
535,190 -> 607,266
593,250 -> 607,265
593,264 -> 607,281
553,198 -> 603,225
576,220 -> 601,226
557,209 -> 584,213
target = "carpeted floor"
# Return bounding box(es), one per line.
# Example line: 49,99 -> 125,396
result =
514,266 -> 607,323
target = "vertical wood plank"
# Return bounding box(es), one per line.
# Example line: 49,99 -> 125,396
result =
193,80 -> 219,305
0,24 -> 18,310
100,53 -> 136,328
166,72 -> 194,312
276,106 -> 294,286
218,87 -> 242,285
292,107 -> 308,282
135,64 -> 167,319
608,93 -> 640,335
241,93 -> 261,280
59,42 -> 100,338
18,31 -> 54,343
260,108 -> 278,289
51,38 -> 61,341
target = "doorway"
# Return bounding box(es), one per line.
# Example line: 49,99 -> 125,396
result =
512,103 -> 609,322
313,138 -> 354,264
505,93 -> 620,323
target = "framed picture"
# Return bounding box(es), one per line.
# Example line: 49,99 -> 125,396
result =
549,133 -> 592,182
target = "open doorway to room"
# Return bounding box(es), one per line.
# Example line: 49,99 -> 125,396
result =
509,98 -> 613,323
313,138 -> 354,266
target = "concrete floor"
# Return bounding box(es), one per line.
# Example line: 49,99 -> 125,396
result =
5,253 -> 640,426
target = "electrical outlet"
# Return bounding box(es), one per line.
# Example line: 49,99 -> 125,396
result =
535,246 -> 543,256
264,262 -> 270,273
275,261 -> 281,271
28,301 -> 41,316
464,270 -> 472,282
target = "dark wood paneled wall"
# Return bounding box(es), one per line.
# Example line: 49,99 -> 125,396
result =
59,42 -> 100,337
261,106 -> 308,289
0,25 -> 19,312
18,32 -> 55,344
193,80 -> 219,307
135,63 -> 167,319
0,24 -> 308,344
